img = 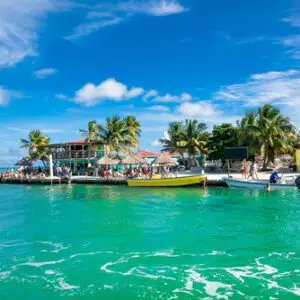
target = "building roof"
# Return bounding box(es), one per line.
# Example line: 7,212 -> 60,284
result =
50,139 -> 100,146
163,151 -> 182,157
64,139 -> 88,145
136,151 -> 159,157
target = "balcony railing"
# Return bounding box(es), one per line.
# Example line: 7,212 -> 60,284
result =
52,150 -> 104,160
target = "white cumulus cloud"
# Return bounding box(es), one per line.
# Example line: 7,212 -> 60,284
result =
147,105 -> 170,112
74,78 -> 144,106
177,101 -> 218,117
34,68 -> 57,79
142,89 -> 158,102
152,92 -> 192,103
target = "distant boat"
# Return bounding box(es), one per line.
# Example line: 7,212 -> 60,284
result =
127,175 -> 207,187
224,177 -> 298,190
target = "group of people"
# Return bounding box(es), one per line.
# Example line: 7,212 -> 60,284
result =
0,166 -> 49,180
93,166 -> 175,179
55,165 -> 72,178
240,160 -> 259,180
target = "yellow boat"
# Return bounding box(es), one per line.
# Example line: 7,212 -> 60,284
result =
127,175 -> 207,187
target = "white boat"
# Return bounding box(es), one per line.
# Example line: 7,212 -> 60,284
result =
224,177 -> 298,190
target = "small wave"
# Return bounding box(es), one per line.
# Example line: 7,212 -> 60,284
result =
56,277 -> 79,290
104,284 -> 114,289
40,241 -> 71,253
19,258 -> 67,268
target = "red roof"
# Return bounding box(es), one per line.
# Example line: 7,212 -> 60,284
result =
163,151 -> 182,157
64,139 -> 88,145
136,151 -> 159,157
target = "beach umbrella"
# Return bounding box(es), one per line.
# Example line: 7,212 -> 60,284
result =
152,152 -> 177,166
97,156 -> 120,165
15,157 -> 33,167
121,153 -> 147,165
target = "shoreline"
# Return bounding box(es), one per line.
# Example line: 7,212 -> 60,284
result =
1,172 -> 299,186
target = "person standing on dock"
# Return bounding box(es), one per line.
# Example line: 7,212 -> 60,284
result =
241,160 -> 249,179
248,161 -> 259,180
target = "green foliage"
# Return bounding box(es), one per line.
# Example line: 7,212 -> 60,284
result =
79,120 -> 97,141
208,123 -> 239,161
95,115 -> 141,154
20,129 -> 50,163
160,119 -> 209,165
242,104 -> 296,169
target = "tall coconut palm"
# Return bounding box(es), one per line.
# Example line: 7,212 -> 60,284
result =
123,116 -> 142,149
237,111 -> 260,158
96,116 -> 139,154
79,120 -> 98,163
161,119 -> 209,166
159,122 -> 185,157
20,130 -> 50,166
246,104 -> 296,169
79,120 -> 97,141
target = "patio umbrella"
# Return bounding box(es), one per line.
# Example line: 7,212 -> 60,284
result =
121,153 -> 147,165
15,157 -> 33,167
97,155 -> 120,165
152,152 -> 177,166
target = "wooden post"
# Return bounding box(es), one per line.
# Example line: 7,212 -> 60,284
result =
227,160 -> 230,178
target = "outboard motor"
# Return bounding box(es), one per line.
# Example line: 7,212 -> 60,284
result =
295,176 -> 300,189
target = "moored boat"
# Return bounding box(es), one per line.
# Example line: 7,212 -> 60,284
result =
224,177 -> 297,190
127,175 -> 207,187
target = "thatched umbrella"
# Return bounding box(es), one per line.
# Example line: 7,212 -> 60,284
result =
152,152 -> 177,166
97,156 -> 120,165
121,153 -> 147,165
15,157 -> 33,167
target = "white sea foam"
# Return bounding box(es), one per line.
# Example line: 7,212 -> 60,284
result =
0,271 -> 11,279
45,270 -> 56,275
56,277 -> 79,290
40,241 -> 70,253
19,258 -> 66,268
104,284 -> 113,289
185,267 -> 233,299
201,251 -> 233,257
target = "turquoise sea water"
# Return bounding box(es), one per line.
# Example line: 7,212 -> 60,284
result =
0,184 -> 299,299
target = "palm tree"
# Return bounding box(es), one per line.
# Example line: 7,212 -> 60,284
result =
96,116 -> 139,154
245,104 -> 296,169
161,119 -> 209,166
208,123 -> 239,162
79,120 -> 97,141
79,120 -> 98,163
123,116 -> 142,149
20,130 -> 50,166
159,122 -> 185,157
237,111 -> 260,159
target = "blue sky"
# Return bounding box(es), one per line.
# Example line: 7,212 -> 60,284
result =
1,0 -> 300,166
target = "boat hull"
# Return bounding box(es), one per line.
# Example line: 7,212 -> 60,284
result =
127,175 -> 207,187
224,178 -> 297,190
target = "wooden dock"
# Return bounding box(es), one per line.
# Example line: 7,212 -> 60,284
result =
0,176 -> 224,186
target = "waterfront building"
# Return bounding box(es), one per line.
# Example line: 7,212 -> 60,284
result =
50,139 -> 105,174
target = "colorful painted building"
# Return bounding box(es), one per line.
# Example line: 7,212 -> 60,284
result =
50,139 -> 105,174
